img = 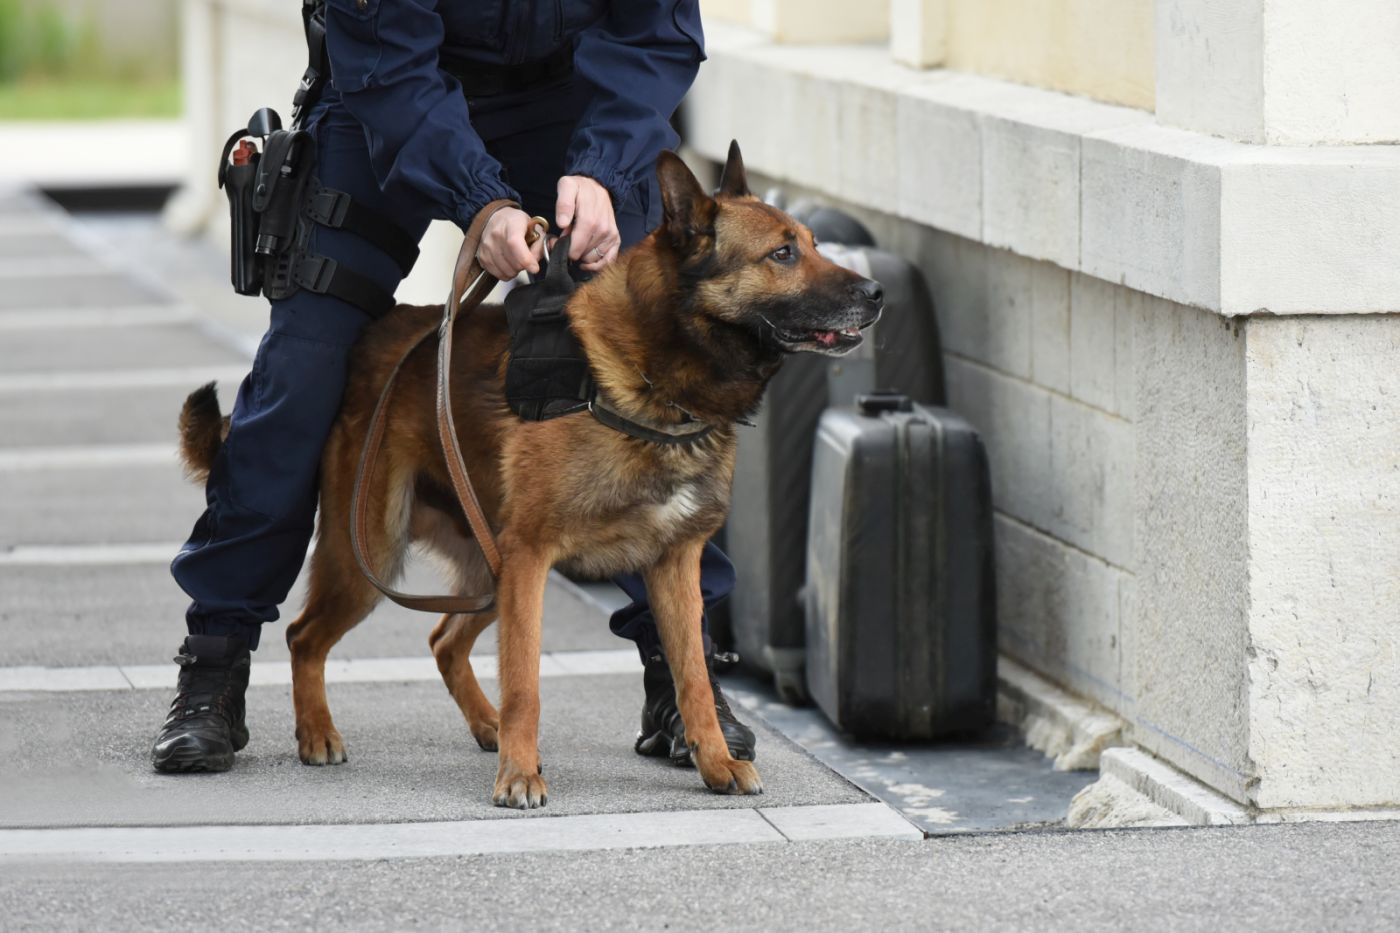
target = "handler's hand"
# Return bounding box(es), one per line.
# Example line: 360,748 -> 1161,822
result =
556,175 -> 620,272
480,207 -> 545,280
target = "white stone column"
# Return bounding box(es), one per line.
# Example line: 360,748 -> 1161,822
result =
162,0 -> 221,235
1157,0 -> 1400,144
890,0 -> 946,69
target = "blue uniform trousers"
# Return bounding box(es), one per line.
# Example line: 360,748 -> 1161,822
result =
172,79 -> 732,657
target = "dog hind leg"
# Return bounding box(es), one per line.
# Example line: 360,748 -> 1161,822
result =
287,445 -> 412,766
286,547 -> 383,765
423,537 -> 501,752
430,611 -> 501,750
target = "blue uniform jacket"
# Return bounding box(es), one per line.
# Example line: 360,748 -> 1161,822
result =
323,0 -> 705,232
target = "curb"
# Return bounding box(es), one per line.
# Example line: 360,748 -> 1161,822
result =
996,656 -> 1125,771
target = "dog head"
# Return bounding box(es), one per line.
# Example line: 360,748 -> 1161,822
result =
656,142 -> 883,357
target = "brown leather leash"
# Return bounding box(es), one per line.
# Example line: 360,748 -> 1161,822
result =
350,200 -> 546,614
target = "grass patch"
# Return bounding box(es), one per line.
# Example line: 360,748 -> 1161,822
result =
0,77 -> 180,120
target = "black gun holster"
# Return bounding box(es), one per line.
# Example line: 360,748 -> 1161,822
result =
216,2 -> 417,319
218,109 -> 419,320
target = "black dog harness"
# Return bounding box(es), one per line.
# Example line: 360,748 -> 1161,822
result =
504,234 -> 715,446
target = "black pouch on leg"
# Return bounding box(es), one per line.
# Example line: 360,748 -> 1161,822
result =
217,103 -> 411,320
255,127 -> 318,300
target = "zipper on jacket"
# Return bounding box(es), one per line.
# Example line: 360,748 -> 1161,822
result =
553,0 -> 564,43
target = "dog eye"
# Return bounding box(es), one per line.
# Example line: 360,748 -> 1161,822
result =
769,245 -> 795,264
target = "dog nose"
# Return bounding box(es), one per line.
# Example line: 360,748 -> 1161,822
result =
852,278 -> 883,308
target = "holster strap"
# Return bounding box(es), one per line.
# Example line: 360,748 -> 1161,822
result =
293,255 -> 396,319
306,186 -> 420,276
291,0 -> 328,128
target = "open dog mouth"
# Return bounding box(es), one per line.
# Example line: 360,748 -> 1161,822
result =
774,325 -> 864,350
766,310 -> 880,355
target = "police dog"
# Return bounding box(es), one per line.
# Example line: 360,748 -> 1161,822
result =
179,142 -> 882,808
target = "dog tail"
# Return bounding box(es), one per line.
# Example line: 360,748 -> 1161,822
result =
178,382 -> 229,484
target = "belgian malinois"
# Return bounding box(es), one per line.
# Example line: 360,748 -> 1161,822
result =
178,143 -> 884,808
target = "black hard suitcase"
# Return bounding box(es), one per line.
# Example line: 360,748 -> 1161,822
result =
785,198 -> 877,248
726,241 -> 946,701
804,393 -> 996,739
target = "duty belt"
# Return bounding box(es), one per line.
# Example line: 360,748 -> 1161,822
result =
440,46 -> 575,99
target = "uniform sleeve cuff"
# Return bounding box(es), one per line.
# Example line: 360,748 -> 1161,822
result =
454,176 -> 523,233
564,155 -> 635,205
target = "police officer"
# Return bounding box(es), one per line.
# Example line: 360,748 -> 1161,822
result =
151,0 -> 756,773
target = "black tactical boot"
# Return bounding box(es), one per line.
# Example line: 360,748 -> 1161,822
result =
635,650 -> 756,765
150,635 -> 251,773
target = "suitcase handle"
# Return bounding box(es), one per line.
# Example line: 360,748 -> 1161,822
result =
856,391 -> 913,415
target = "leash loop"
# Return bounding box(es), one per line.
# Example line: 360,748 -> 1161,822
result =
349,200 -> 538,614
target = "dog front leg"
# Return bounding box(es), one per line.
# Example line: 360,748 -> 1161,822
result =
646,539 -> 764,795
492,538 -> 551,809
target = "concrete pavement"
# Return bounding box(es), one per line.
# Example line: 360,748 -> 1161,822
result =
5,821 -> 1400,932
4,188 -> 1399,931
0,187 -> 903,849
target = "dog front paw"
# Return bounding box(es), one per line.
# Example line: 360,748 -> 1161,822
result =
695,746 -> 763,795
493,758 -> 548,809
296,724 -> 347,766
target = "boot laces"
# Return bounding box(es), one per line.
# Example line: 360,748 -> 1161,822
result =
647,655 -> 739,723
169,656 -> 239,721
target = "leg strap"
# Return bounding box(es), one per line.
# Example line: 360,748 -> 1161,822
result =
305,185 -> 420,276
292,255 -> 396,319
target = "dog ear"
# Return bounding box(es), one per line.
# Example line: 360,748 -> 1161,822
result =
717,140 -> 751,198
656,150 -> 717,248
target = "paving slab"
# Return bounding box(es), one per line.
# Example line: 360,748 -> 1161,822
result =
0,272 -> 167,310
0,380 -> 241,449
0,230 -> 87,259
0,804 -> 920,863
0,675 -> 867,828
730,676 -> 1097,835
0,563 -> 626,667
0,461 -> 202,547
0,321 -> 244,373
0,187 -> 50,214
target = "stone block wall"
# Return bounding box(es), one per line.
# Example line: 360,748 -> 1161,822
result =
731,160 -> 1400,812
883,226 -> 1143,721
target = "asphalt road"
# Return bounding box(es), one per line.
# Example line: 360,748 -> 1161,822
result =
5,821 -> 1399,932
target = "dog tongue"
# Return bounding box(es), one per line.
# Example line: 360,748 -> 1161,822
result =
815,330 -> 838,347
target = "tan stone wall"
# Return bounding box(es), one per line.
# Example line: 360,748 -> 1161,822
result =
945,0 -> 1155,110
710,0 -> 1154,109
702,0 -> 752,26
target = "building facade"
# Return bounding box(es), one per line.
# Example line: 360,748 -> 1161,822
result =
683,0 -> 1400,822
